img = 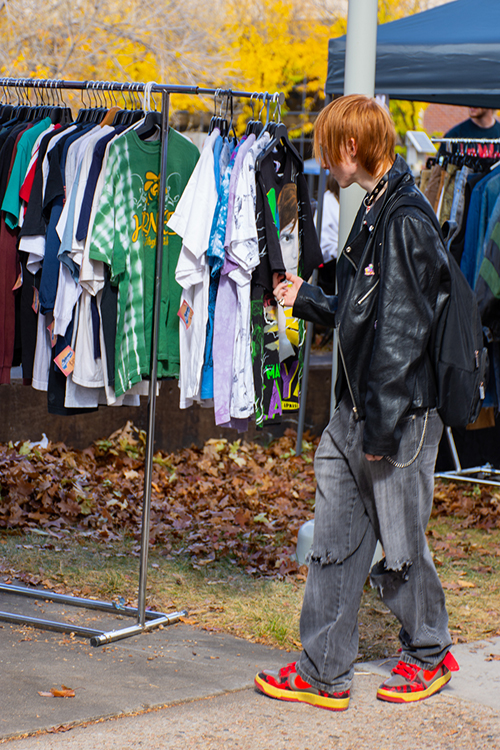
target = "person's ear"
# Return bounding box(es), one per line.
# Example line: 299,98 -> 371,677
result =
347,138 -> 357,158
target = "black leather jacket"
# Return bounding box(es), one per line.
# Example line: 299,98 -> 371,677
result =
294,156 -> 449,456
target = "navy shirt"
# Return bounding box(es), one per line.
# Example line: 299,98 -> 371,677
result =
444,118 -> 500,141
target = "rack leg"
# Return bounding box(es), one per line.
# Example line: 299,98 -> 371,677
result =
445,426 -> 462,472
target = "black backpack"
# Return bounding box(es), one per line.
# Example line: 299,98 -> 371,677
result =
428,250 -> 489,428
383,187 -> 489,428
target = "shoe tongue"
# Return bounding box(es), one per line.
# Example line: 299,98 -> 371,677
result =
443,652 -> 460,672
394,661 -> 419,678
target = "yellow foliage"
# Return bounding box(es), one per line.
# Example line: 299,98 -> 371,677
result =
378,0 -> 432,24
0,0 -> 436,133
220,0 -> 346,134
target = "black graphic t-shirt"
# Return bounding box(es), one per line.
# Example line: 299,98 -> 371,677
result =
251,142 -> 322,426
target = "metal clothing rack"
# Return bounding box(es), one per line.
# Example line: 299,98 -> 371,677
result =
432,136 -> 500,161
0,76 -> 282,646
435,426 -> 500,487
432,135 -> 500,487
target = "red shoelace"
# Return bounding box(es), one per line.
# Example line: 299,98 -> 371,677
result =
278,662 -> 298,679
392,661 -> 421,681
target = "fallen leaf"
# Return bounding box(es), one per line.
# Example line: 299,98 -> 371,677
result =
442,582 -> 461,591
38,685 -> 76,698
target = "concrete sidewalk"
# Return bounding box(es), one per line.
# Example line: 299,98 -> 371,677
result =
0,588 -> 499,748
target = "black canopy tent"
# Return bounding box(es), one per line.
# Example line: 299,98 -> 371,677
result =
326,0 -> 500,108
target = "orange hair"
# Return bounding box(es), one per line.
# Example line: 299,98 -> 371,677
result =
314,94 -> 396,177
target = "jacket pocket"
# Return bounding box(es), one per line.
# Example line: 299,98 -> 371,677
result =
356,278 -> 380,306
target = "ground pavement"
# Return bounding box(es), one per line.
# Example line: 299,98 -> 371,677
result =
0,588 -> 499,749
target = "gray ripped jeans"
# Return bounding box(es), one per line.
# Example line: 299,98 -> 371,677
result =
296,394 -> 451,694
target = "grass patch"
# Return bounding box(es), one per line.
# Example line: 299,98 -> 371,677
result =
1,513 -> 499,660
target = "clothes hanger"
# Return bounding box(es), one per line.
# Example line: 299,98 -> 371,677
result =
75,83 -> 93,123
208,90 -> 228,136
134,82 -> 161,140
89,83 -> 106,123
226,92 -> 237,145
219,92 -> 231,138
47,81 -> 68,124
12,80 -> 32,122
253,94 -> 268,135
245,93 -> 260,136
208,90 -> 220,135
0,80 -> 15,124
99,84 -> 121,127
120,85 -> 144,126
111,85 -> 129,125
255,93 -> 302,171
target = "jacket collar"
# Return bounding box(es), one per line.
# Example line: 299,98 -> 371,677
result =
364,155 -> 414,227
339,156 -> 415,264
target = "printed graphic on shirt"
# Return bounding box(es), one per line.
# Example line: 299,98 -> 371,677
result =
89,130 -> 199,396
251,288 -> 304,426
252,178 -> 305,426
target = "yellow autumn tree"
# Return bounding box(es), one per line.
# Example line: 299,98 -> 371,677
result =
0,0 -> 439,131
0,0 -> 226,113
218,0 -> 346,135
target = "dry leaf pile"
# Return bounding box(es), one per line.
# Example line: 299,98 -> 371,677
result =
433,479 -> 500,530
1,422 -> 499,577
0,424 -> 316,577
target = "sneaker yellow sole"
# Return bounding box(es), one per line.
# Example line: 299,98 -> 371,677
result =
376,670 -> 451,703
254,674 -> 350,711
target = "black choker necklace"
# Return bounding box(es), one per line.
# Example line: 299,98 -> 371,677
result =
363,173 -> 388,209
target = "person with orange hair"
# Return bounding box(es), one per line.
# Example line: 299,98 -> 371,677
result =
255,94 -> 459,711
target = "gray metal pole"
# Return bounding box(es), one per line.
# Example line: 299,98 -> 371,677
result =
338,0 -> 378,248
295,166 -> 328,456
137,90 -> 171,627
332,0 -> 378,415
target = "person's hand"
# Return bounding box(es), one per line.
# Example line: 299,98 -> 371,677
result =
273,271 -> 303,308
365,454 -> 384,461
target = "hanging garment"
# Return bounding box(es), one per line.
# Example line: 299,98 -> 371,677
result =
461,168 -> 500,287
422,163 -> 445,214
168,129 -> 219,409
89,127 -> 199,397
213,133 -> 270,428
200,136 -> 239,400
251,138 -> 322,426
437,162 -> 458,224
0,130 -> 28,383
213,132 -> 257,427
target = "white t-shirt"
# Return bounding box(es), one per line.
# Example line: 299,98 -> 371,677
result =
52,127 -> 114,337
31,312 -> 52,392
227,133 -> 271,420
316,189 -> 340,262
167,129 -> 219,409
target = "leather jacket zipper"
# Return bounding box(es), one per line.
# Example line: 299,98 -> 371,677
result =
338,328 -> 359,418
357,279 -> 380,305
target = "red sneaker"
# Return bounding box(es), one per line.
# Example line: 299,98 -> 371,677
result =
377,652 -> 459,703
254,662 -> 350,711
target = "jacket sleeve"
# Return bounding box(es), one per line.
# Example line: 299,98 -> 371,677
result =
362,210 -> 444,456
292,281 -> 338,327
